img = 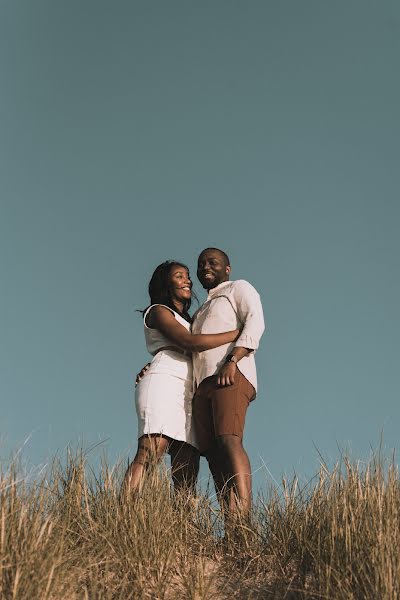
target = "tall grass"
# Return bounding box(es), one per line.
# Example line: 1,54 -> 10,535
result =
1,449 -> 399,599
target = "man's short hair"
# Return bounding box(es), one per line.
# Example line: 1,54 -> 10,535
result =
199,247 -> 230,267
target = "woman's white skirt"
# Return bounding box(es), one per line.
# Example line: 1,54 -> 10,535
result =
135,350 -> 197,448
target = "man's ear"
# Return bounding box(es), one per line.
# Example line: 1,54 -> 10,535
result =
226,265 -> 231,275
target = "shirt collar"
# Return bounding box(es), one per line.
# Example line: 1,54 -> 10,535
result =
207,280 -> 231,299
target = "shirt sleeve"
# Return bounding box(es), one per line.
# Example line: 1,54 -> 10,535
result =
233,280 -> 265,351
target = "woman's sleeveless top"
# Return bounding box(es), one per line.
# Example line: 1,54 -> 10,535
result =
143,304 -> 191,356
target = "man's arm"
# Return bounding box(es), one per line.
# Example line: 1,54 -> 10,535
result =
217,280 -> 265,386
217,346 -> 251,386
234,280 -> 265,351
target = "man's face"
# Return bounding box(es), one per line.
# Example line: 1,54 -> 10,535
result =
197,249 -> 231,290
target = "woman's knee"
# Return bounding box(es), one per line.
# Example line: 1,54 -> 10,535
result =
134,435 -> 168,464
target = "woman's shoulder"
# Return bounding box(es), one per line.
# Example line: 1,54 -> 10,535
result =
146,304 -> 176,316
144,304 -> 176,329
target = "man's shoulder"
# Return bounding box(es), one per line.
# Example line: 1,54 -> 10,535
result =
231,279 -> 260,296
192,299 -> 208,321
191,305 -> 201,321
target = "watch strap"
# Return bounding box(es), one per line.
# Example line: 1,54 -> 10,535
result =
225,353 -> 238,364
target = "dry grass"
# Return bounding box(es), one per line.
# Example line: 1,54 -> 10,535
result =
1,449 -> 399,599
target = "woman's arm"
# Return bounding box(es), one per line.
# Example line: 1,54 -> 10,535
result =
147,306 -> 239,352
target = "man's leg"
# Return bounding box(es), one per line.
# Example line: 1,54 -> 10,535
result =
192,379 -> 223,497
204,441 -> 226,503
215,434 -> 252,514
211,370 -> 255,517
169,441 -> 200,494
192,375 -> 253,511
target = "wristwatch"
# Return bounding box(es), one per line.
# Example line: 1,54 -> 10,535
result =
225,353 -> 239,364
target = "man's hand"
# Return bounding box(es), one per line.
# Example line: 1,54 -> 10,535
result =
217,362 -> 237,386
135,363 -> 150,386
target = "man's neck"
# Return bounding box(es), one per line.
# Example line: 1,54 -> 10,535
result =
207,279 -> 230,293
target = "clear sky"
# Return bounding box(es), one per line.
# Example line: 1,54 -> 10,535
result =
1,1 -> 399,488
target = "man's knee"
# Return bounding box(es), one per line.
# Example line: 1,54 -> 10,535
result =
215,434 -> 243,452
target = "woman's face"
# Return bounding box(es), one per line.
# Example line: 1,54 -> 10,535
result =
168,265 -> 192,304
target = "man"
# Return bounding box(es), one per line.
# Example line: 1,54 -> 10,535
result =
191,248 -> 265,516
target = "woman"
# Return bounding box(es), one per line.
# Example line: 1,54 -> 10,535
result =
122,260 -> 240,496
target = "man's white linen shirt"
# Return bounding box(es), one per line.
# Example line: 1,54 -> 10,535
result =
191,280 -> 265,394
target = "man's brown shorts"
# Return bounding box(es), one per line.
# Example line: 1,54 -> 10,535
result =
192,369 -> 256,455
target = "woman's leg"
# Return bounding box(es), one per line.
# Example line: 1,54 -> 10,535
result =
122,434 -> 169,497
169,441 -> 200,494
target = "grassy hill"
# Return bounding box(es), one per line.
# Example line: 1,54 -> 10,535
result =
0,450 -> 399,599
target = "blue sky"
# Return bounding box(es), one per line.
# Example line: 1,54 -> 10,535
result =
1,1 -> 399,488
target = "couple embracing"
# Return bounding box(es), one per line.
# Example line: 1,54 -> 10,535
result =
123,247 -> 265,516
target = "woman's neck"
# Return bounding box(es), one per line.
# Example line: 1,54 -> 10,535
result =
172,299 -> 184,314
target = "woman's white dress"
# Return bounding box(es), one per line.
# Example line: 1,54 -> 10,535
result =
135,304 -> 196,448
